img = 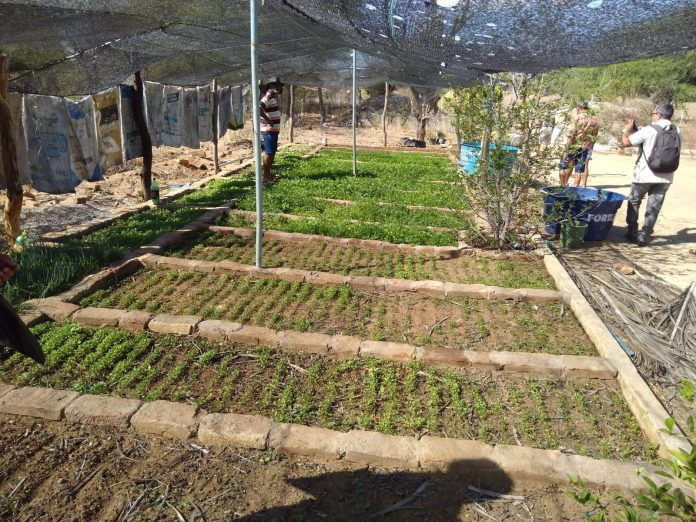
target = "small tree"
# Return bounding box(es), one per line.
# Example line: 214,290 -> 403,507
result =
450,74 -> 569,249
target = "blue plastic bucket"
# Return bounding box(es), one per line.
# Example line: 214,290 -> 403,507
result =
460,142 -> 519,175
542,186 -> 627,241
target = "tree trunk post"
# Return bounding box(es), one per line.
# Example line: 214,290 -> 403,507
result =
0,54 -> 23,245
317,87 -> 325,125
382,81 -> 389,147
133,71 -> 152,201
288,85 -> 295,143
212,78 -> 219,174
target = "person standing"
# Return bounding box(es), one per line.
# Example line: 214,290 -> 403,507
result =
574,110 -> 600,188
621,103 -> 681,246
559,103 -> 591,186
259,78 -> 283,183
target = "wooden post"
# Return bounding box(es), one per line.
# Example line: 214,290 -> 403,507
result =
288,85 -> 295,143
212,78 -> 219,174
382,81 -> 389,147
0,54 -> 23,245
133,71 -> 152,201
317,87 -> 325,125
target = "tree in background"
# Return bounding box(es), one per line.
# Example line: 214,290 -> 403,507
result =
408,87 -> 440,142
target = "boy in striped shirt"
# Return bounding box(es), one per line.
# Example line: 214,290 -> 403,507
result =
259,78 -> 283,182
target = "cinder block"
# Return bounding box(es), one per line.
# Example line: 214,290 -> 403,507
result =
65,394 -> 142,428
278,331 -> 330,354
269,423 -> 345,459
343,430 -> 419,469
329,335 -> 361,357
359,341 -> 414,361
198,413 -> 271,449
119,310 -> 153,332
0,386 -> 79,420
71,307 -> 125,327
149,314 -> 202,335
130,400 -> 198,440
197,320 -> 243,342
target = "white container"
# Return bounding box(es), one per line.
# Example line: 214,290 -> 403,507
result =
321,137 -> 328,146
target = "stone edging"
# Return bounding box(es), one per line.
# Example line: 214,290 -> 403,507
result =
543,254 -> 692,459
31,306 -> 615,379
141,254 -> 568,304
0,384 -> 671,493
211,225 -> 463,259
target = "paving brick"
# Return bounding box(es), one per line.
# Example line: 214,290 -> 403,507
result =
359,341 -> 414,361
343,430 -> 419,469
328,335 -> 361,358
278,331 -> 330,354
383,278 -> 416,293
214,260 -> 250,275
64,394 -> 142,428
130,400 -> 199,440
156,257 -> 201,271
0,386 -> 79,420
196,260 -> 218,273
306,271 -> 350,286
269,423 -> 346,460
119,310 -> 153,332
415,347 -> 470,368
484,286 -> 519,301
350,276 -> 387,292
561,356 -> 617,379
487,351 -> 564,377
28,298 -> 79,321
198,413 -> 271,449
19,310 -> 47,327
414,245 -> 438,257
443,283 -> 487,299
494,444 -> 567,483
418,436 -> 496,470
149,314 -> 202,335
0,383 -> 15,398
72,307 -> 125,327
434,247 -> 461,259
522,288 -> 564,304
197,320 -> 243,341
228,325 -> 279,347
410,280 -> 445,296
262,267 -> 308,282
463,352 -> 504,371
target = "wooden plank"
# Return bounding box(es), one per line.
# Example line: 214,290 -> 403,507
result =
0,54 -> 23,244
133,71 -> 152,201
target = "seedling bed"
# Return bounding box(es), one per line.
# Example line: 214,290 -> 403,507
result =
170,231 -> 555,289
0,322 -> 653,462
80,267 -> 594,355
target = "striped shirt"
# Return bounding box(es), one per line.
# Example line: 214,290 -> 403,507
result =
260,89 -> 281,134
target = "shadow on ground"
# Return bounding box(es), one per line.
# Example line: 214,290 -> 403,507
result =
236,459 -> 515,521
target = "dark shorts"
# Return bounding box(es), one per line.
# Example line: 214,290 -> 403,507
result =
263,132 -> 279,155
559,147 -> 589,173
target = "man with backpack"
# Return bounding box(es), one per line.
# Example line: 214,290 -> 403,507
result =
621,104 -> 681,246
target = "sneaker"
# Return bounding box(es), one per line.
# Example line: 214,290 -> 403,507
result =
637,230 -> 650,247
625,230 -> 638,243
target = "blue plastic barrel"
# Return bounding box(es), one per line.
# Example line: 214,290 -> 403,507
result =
460,142 -> 519,175
542,186 -> 627,241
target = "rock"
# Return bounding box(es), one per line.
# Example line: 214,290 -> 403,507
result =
614,263 -> 635,275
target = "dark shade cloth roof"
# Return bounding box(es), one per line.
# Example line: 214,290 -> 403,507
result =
1,0 -> 695,95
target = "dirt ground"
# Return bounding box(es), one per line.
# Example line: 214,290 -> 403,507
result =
0,414 -> 595,521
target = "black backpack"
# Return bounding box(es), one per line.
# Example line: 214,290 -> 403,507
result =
640,123 -> 681,173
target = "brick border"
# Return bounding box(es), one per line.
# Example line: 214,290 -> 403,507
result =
141,254 -> 567,304
543,253 -> 692,458
0,384 -> 679,494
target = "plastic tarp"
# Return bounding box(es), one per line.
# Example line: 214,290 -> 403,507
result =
118,84 -> 143,162
93,88 -> 123,170
2,1 -> 694,96
230,86 -> 244,131
64,95 -> 102,181
197,85 -> 213,142
24,95 -> 80,194
161,85 -> 184,147
217,86 -> 231,140
144,81 -> 164,146
182,87 -> 200,149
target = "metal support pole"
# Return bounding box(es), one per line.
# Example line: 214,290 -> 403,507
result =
250,0 -> 263,268
352,49 -> 357,177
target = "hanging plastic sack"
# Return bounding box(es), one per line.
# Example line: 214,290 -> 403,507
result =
144,81 -> 163,146
181,87 -> 200,148
197,85 -> 213,142
7,93 -> 31,185
118,84 -> 143,162
93,87 -> 123,170
24,94 -> 80,194
217,86 -> 231,140
64,95 -> 102,182
162,85 -> 183,147
230,86 -> 244,130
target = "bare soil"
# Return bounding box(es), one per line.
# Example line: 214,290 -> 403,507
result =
0,414 -> 598,521
80,267 -> 594,355
170,232 -> 555,289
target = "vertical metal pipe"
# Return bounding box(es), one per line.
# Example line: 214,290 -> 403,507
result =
250,0 -> 263,268
352,49 -> 357,177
